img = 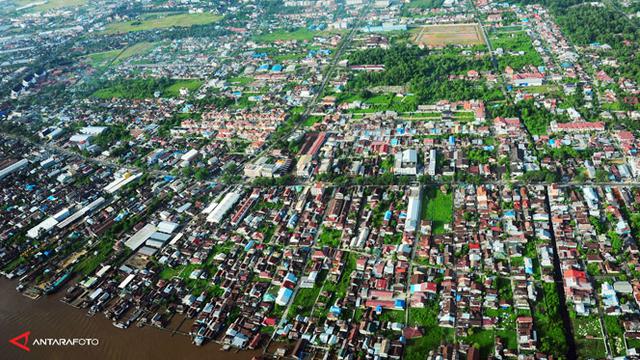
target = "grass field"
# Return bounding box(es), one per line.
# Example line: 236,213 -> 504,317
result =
102,12 -> 221,34
85,49 -> 121,69
13,0 -> 85,12
317,227 -> 342,247
461,330 -> 495,358
412,24 -> 485,47
253,28 -> 318,43
405,0 -> 444,9
575,337 -> 608,359
288,287 -> 318,317
405,305 -> 454,360
162,79 -> 203,97
303,115 -> 323,127
92,78 -> 202,99
85,42 -> 157,69
572,315 -> 601,338
517,84 -> 560,95
421,187 -> 453,235
341,93 -> 418,114
490,30 -> 543,70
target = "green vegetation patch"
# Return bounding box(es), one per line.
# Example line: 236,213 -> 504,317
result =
346,45 -> 502,104
575,337 -> 608,359
303,115 -> 323,127
604,316 -> 625,356
317,227 -> 343,247
323,252 -> 356,300
490,30 -> 543,70
461,329 -> 495,359
572,315 -> 601,338
288,286 -> 320,318
13,0 -> 85,13
102,12 -> 222,34
405,0 -> 444,9
162,79 -> 203,97
253,28 -> 318,43
532,283 -> 569,356
85,42 -> 157,70
406,304 -> 454,359
92,78 -> 202,99
73,238 -> 115,275
421,187 -> 453,235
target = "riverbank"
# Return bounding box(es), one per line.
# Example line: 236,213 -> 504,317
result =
0,278 -> 258,360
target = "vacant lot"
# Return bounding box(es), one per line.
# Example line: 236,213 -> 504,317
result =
13,0 -> 85,12
253,28 -> 317,43
102,12 -> 221,34
421,187 -> 453,235
163,79 -> 203,97
412,24 -> 485,47
405,0 -> 444,9
490,30 -> 543,70
92,78 -> 202,99
85,42 -> 157,69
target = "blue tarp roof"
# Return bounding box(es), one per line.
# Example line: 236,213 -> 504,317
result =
245,240 -> 255,251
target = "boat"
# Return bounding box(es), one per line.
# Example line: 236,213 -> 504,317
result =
113,322 -> 127,329
44,272 -> 72,295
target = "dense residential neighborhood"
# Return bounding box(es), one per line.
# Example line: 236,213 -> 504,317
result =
2,0 -> 640,359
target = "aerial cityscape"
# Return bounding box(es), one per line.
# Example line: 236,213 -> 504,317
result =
1,0 -> 640,359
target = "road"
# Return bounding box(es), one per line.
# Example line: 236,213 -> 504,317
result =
261,3 -> 373,341
250,0 -> 372,166
543,187 -> 578,359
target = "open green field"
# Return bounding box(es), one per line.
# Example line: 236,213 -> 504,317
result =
92,78 -> 202,99
405,0 -> 444,9
303,115 -> 323,127
253,28 -> 318,43
575,337 -> 608,359
227,76 -> 254,85
461,330 -> 495,358
13,0 -> 85,12
400,113 -> 442,121
489,30 -> 543,70
405,304 -> 454,360
421,187 -> 453,235
73,238 -> 114,275
572,315 -> 601,338
340,93 -> 418,114
85,49 -> 121,69
288,286 -> 320,318
518,84 -> 560,95
102,12 -> 221,34
162,79 -> 203,97
85,42 -> 157,69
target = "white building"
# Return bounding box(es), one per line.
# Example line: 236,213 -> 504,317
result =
206,191 -> 242,224
394,149 -> 418,176
404,186 -> 422,233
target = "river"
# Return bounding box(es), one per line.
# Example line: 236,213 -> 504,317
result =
0,278 -> 257,360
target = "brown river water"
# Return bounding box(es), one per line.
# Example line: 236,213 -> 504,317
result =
0,278 -> 258,360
